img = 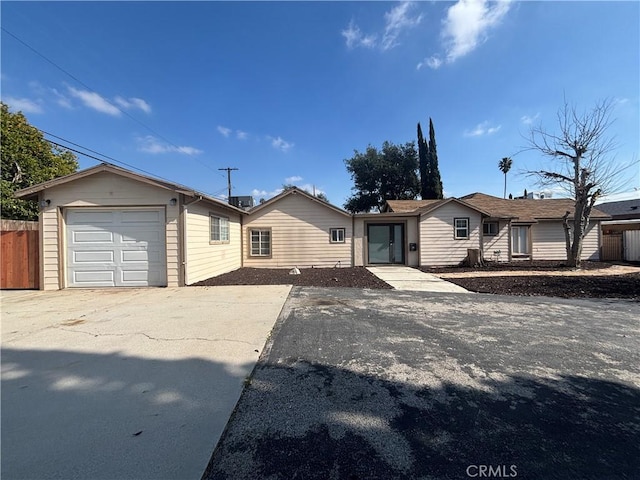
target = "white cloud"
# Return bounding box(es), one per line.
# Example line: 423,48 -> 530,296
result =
251,187 -> 284,200
252,182 -> 325,201
136,135 -> 203,155
417,55 -> 443,70
268,136 -> 294,152
298,184 -> 326,197
236,130 -> 248,140
3,96 -> 43,114
382,2 -> 423,51
341,21 -> 377,49
217,125 -> 232,137
51,88 -> 72,109
343,2 -> 421,52
67,86 -> 121,116
464,121 -> 501,137
520,113 -> 540,125
436,0 -> 511,65
114,96 -> 151,114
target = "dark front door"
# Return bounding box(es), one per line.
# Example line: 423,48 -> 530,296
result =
367,224 -> 404,264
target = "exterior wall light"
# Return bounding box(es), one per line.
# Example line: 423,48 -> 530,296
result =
170,198 -> 177,206
40,199 -> 51,208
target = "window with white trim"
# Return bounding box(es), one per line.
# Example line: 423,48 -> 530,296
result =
454,218 -> 469,239
210,215 -> 229,242
511,226 -> 529,254
330,228 -> 345,243
483,222 -> 498,236
250,229 -> 271,256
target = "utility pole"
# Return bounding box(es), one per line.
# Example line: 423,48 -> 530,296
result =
218,167 -> 238,202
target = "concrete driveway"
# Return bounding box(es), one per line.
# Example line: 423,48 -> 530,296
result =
1,285 -> 291,480
205,287 -> 640,479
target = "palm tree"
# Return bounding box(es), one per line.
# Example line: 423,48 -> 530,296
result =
498,157 -> 513,199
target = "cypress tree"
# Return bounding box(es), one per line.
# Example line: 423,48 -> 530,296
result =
417,122 -> 429,199
426,118 -> 444,199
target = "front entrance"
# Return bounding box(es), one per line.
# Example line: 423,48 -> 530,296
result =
367,223 -> 405,264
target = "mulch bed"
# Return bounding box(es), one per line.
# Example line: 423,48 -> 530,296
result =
445,274 -> 640,300
421,260 -> 615,273
191,267 -> 393,289
192,262 -> 639,300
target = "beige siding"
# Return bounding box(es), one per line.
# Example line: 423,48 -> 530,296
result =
406,217 -> 419,266
41,207 -> 60,290
353,216 -> 419,266
184,202 -> 242,284
482,221 -> 510,262
353,219 -> 365,266
40,171 -> 181,290
531,220 -> 601,261
420,203 -> 482,266
243,193 -> 352,268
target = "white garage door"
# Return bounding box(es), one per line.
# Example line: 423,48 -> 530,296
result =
66,208 -> 167,287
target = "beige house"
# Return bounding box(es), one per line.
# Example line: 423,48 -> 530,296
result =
243,188 -> 352,268
15,164 -> 611,290
15,164 -> 244,289
385,193 -> 610,263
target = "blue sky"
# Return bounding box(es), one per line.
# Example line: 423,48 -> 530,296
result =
2,1 -> 639,207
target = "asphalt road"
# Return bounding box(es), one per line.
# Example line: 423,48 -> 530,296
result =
203,287 -> 640,480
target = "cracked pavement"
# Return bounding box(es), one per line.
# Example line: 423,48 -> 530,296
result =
1,286 -> 290,480
204,287 -> 640,480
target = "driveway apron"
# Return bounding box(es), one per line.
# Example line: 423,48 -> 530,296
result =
1,285 -> 291,480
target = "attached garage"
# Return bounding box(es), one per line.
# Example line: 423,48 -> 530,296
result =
66,208 -> 167,287
14,163 -> 244,290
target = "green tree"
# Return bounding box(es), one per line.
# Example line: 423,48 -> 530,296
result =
498,157 -> 513,199
418,118 -> 444,199
426,118 -> 444,199
344,141 -> 420,213
1,102 -> 78,220
417,122 -> 429,198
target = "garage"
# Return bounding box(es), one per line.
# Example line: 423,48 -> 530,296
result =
66,207 -> 167,287
13,163 -> 245,290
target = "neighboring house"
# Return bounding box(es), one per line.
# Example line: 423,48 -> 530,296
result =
15,164 -> 612,290
597,199 -> 640,227
242,187 -> 353,268
14,163 -> 245,289
597,199 -> 640,261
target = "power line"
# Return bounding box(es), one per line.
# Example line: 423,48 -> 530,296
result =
1,26 -> 226,180
39,129 -> 224,198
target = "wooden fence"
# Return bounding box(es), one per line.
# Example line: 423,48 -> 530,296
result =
1,220 -> 39,289
601,233 -> 623,261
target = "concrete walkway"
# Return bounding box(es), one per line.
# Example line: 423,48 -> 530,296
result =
367,266 -> 470,293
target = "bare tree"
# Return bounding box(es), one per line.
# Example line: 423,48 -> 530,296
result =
527,98 -> 630,267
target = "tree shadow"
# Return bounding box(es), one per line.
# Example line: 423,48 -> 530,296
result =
1,347 -> 253,480
204,360 -> 640,480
